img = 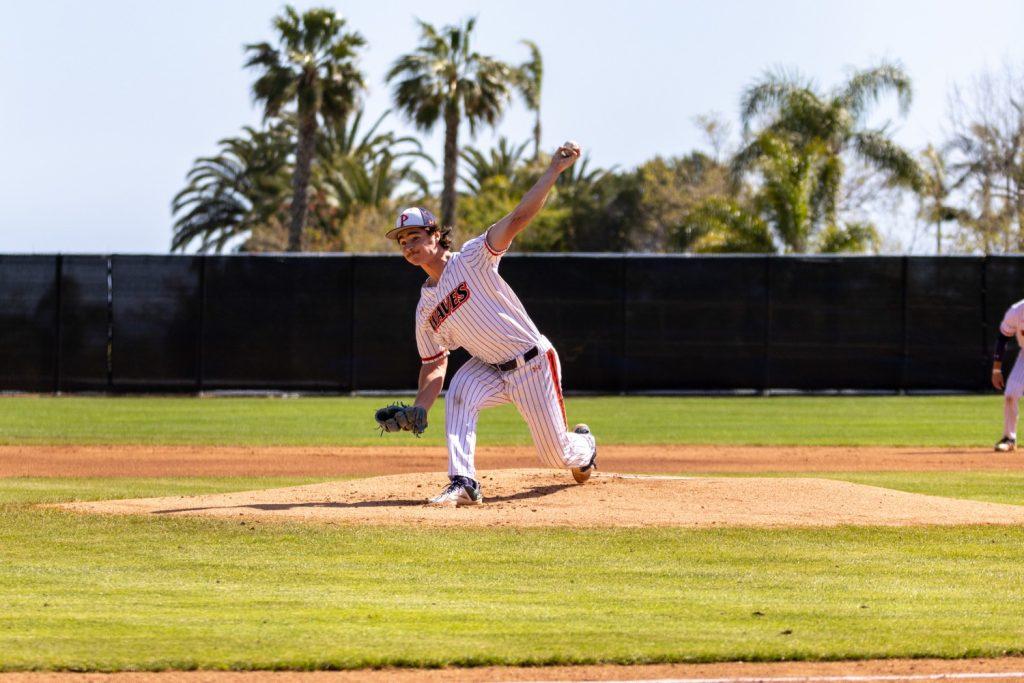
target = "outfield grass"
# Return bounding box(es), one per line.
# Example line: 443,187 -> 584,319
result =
2,477 -> 1024,670
3,396 -> 1022,670
0,395 -> 1007,446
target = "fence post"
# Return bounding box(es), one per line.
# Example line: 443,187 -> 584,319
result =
196,256 -> 206,393
619,255 -> 628,394
762,255 -> 772,395
981,255 -> 990,393
106,256 -> 113,391
900,256 -> 910,393
53,254 -> 63,394
348,255 -> 357,393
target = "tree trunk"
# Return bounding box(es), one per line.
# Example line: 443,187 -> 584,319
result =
441,103 -> 460,229
288,113 -> 318,252
533,112 -> 541,161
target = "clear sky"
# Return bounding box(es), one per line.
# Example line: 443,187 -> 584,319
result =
1,0 -> 1022,254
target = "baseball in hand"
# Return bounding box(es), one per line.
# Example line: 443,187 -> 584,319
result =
559,140 -> 580,158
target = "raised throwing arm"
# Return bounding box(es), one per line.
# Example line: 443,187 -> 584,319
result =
486,142 -> 581,253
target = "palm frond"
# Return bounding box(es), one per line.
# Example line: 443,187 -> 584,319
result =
515,39 -> 543,110
838,62 -> 912,120
739,67 -> 812,131
853,130 -> 924,190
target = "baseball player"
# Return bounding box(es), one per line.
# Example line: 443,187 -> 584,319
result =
375,141 -> 598,506
992,298 -> 1024,452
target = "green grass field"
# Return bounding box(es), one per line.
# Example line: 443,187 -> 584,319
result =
0,394 -> 1008,446
2,395 -> 1023,671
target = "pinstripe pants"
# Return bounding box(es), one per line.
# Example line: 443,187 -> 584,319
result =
444,342 -> 595,480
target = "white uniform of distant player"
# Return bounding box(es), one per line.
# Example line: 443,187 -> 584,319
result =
994,299 -> 1024,449
414,232 -> 594,480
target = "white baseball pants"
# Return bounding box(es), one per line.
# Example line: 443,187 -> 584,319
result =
444,340 -> 594,480
1003,354 -> 1024,438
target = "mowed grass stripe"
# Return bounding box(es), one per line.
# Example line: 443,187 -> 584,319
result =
0,395 -> 1006,446
0,477 -> 332,505
650,472 -> 1024,508
2,503 -> 1024,670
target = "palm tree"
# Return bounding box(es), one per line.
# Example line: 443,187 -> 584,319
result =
459,137 -> 530,194
387,17 -> 516,228
171,126 -> 291,253
684,132 -> 879,254
304,109 -> 433,249
245,6 -> 366,251
515,40 -> 543,159
318,109 -> 434,212
735,63 -> 922,238
917,145 -> 962,254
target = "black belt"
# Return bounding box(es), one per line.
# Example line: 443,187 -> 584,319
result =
491,346 -> 539,372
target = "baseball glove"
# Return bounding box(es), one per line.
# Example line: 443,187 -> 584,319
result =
375,402 -> 428,436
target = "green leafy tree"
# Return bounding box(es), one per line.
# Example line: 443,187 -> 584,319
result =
676,196 -> 774,253
459,137 -> 530,194
635,152 -> 734,251
317,110 -> 433,218
559,163 -> 638,251
684,133 -> 879,253
387,17 -> 516,229
172,111 -> 433,253
735,63 -> 922,248
458,175 -> 568,251
245,6 -> 366,251
817,221 -> 881,253
171,126 -> 291,253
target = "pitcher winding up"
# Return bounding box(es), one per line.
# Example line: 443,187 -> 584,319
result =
374,141 -> 598,506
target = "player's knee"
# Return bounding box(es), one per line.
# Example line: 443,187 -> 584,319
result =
446,375 -> 467,399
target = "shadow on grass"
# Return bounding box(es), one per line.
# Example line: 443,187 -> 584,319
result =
151,483 -> 573,514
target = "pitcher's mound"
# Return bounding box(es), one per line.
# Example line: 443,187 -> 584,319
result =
56,469 -> 1024,528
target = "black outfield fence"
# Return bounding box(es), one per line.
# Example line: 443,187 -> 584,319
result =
0,253 -> 1016,393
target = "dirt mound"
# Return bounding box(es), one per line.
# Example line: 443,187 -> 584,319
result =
57,468 -> 1024,528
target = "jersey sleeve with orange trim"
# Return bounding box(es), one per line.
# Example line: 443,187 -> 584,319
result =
415,298 -> 449,364
459,229 -> 507,272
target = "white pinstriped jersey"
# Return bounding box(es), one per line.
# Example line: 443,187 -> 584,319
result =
414,231 -> 542,366
1000,299 -> 1024,347
1000,299 -> 1024,400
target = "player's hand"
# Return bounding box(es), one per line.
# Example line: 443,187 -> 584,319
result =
993,368 -> 1005,391
550,141 -> 580,174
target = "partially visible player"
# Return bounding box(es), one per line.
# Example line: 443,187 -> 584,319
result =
992,298 -> 1024,452
375,141 -> 597,506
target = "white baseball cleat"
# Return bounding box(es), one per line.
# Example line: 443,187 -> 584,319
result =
995,436 -> 1017,453
571,423 -> 598,484
427,476 -> 484,506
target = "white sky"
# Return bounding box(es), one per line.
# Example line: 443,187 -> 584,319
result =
1,0 -> 1022,253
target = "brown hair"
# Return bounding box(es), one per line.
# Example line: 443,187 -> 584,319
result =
429,224 -> 453,250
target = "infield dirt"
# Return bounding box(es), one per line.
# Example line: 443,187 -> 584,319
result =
2,444 -> 1020,478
